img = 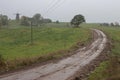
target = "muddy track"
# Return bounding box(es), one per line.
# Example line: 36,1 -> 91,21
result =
0,29 -> 107,80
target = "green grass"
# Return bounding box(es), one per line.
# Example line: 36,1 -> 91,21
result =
0,23 -> 92,72
95,27 -> 120,56
88,61 -> 109,80
0,27 -> 91,60
88,25 -> 120,80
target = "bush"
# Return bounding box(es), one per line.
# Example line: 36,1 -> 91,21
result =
20,16 -> 30,26
0,54 -> 7,72
0,54 -> 4,65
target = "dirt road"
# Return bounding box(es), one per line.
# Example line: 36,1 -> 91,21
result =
0,29 -> 107,80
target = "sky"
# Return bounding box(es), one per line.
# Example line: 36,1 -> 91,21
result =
0,0 -> 120,23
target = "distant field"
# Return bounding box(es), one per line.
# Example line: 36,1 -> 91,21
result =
6,20 -> 71,28
88,26 -> 120,80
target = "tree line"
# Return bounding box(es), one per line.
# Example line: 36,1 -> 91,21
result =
0,13 -> 52,28
20,13 -> 52,26
100,22 -> 120,27
0,13 -> 86,28
0,14 -> 9,28
1,13 -> 120,28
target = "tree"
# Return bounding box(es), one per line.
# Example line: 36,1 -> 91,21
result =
32,13 -> 43,26
110,23 -> 114,26
42,18 -> 52,23
0,14 -> 9,27
0,15 -> 2,28
1,15 -> 9,25
71,14 -> 85,27
20,16 -> 30,26
114,22 -> 119,27
56,20 -> 59,24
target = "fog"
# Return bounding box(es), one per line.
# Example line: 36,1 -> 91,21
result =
0,0 -> 120,23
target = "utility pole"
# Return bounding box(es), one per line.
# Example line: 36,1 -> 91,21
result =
30,21 -> 33,45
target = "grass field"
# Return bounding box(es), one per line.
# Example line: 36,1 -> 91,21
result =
0,27 -> 90,60
1,22 -> 119,79
88,26 -> 120,80
0,23 -> 91,71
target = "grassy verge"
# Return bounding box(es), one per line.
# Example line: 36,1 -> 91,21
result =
88,61 -> 109,80
0,26 -> 91,73
88,26 -> 120,80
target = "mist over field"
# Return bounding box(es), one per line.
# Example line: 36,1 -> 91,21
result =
0,0 -> 120,22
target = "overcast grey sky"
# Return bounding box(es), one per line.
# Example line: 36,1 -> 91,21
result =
0,0 -> 120,23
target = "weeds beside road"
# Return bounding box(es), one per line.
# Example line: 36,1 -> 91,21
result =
88,26 -> 120,80
0,26 -> 91,73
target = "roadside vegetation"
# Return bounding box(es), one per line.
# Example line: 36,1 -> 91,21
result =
0,22 -> 91,73
88,26 -> 120,80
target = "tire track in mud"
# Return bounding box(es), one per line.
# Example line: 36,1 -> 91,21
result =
0,29 -> 107,80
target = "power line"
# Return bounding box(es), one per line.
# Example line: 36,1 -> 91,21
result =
46,0 -> 58,10
43,0 -> 62,16
43,0 -> 66,15
45,0 -> 67,16
41,0 -> 58,14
